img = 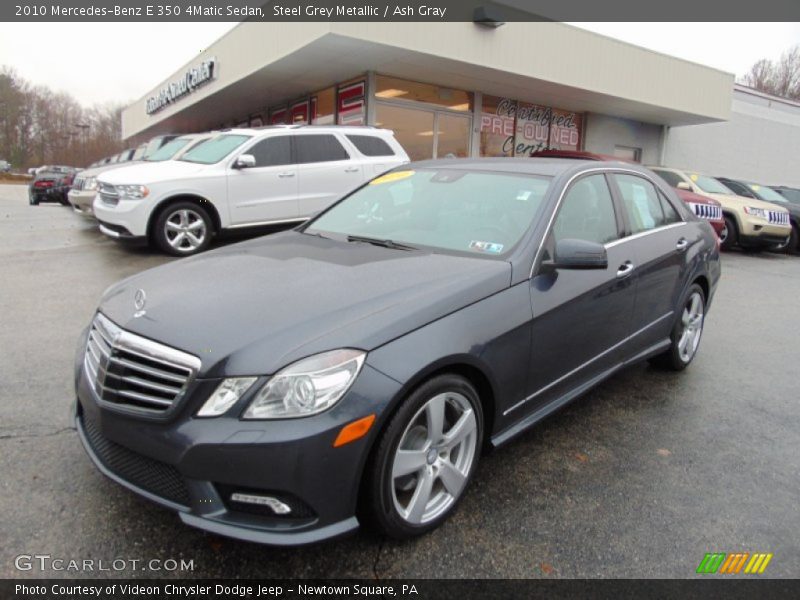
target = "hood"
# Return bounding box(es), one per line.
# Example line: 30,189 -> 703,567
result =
78,161 -> 143,178
675,188 -> 720,206
98,232 -> 511,377
704,191 -> 789,213
98,160 -> 207,186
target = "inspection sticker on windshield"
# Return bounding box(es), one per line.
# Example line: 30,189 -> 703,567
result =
370,170 -> 414,185
470,240 -> 504,254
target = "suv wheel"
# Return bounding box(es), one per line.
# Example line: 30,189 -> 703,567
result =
363,374 -> 482,539
719,216 -> 737,251
649,283 -> 705,371
154,202 -> 212,256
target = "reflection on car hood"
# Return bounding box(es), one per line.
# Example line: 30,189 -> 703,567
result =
98,160 -> 207,185
98,231 -> 512,377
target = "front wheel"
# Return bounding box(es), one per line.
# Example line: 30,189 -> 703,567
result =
649,284 -> 705,371
719,216 -> 737,251
153,202 -> 213,256
363,374 -> 483,539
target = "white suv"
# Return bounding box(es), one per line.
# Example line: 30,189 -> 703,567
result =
94,126 -> 409,255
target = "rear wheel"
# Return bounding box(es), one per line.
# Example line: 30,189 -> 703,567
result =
649,284 -> 705,371
363,374 -> 482,539
719,216 -> 737,251
788,225 -> 799,255
153,202 -> 213,256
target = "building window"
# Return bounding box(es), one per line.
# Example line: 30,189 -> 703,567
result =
480,95 -> 584,157
613,145 -> 642,162
312,87 -> 335,125
337,80 -> 366,125
375,104 -> 435,160
375,75 -> 472,112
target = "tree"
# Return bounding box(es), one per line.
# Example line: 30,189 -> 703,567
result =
0,65 -> 129,169
741,45 -> 800,102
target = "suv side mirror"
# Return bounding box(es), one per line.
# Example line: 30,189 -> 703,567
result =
233,154 -> 256,169
676,181 -> 692,191
550,238 -> 608,270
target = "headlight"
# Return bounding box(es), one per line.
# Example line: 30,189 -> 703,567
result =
243,349 -> 366,419
117,184 -> 149,199
743,207 -> 767,218
197,377 -> 257,417
84,177 -> 98,191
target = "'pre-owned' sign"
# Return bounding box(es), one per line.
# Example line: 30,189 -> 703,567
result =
146,59 -> 216,115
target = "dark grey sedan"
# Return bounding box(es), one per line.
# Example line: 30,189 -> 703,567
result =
74,158 -> 720,544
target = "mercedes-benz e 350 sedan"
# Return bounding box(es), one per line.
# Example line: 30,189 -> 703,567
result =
74,158 -> 720,544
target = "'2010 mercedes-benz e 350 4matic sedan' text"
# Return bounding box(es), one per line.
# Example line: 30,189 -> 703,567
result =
74,158 -> 720,545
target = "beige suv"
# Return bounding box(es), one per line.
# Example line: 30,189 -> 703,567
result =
650,167 -> 791,251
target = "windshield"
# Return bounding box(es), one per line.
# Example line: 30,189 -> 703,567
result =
307,168 -> 551,257
180,134 -> 251,164
747,183 -> 786,202
145,137 -> 194,162
690,174 -> 734,194
132,145 -> 147,160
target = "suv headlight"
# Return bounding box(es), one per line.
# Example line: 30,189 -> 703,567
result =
243,349 -> 366,419
84,177 -> 98,191
117,184 -> 149,199
743,206 -> 767,218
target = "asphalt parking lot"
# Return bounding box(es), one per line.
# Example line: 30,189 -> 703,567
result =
1,183 -> 798,579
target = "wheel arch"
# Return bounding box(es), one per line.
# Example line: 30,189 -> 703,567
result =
147,194 -> 221,242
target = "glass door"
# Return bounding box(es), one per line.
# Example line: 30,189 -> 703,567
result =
375,103 -> 472,160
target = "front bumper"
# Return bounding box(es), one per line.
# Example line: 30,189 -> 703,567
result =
74,338 -> 402,545
69,189 -> 97,217
93,194 -> 152,238
738,219 -> 791,247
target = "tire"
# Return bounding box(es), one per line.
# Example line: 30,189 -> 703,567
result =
719,215 -> 737,251
789,225 -> 799,255
362,374 -> 483,540
649,283 -> 705,371
153,202 -> 213,256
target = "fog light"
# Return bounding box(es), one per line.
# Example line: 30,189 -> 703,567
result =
230,493 -> 291,514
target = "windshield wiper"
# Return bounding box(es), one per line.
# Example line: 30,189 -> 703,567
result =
346,235 -> 417,251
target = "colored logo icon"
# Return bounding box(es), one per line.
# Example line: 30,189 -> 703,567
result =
696,552 -> 773,574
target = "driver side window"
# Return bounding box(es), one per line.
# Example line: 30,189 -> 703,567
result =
552,174 -> 619,245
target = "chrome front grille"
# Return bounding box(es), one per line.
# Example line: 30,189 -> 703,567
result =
689,202 -> 722,221
72,177 -> 85,191
768,210 -> 789,226
84,313 -> 201,415
98,182 -> 119,206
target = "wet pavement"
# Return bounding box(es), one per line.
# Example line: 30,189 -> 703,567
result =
1,184 -> 798,579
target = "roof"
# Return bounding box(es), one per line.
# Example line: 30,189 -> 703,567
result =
407,157 -> 647,178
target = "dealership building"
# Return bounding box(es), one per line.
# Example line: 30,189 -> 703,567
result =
122,21 -> 796,184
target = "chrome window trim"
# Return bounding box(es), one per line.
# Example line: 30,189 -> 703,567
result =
604,222 -> 687,248
530,167 -> 686,278
503,311 -> 673,416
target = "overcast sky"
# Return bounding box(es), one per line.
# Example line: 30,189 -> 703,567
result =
0,22 -> 798,107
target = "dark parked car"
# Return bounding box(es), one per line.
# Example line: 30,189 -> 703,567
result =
717,177 -> 800,253
29,166 -> 78,205
771,186 -> 800,204
74,159 -> 720,545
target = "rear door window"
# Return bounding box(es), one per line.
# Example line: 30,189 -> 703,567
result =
295,134 -> 350,164
615,174 -> 668,234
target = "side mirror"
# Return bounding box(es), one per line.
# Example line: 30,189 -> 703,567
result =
550,238 -> 608,270
233,154 -> 256,169
676,181 -> 692,191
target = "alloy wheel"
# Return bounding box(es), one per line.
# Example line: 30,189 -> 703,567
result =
164,208 -> 207,252
678,291 -> 704,363
391,392 -> 478,525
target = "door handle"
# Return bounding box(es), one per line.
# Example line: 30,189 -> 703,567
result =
676,238 -> 689,252
616,261 -> 635,279
278,172 -> 295,178
344,167 -> 360,173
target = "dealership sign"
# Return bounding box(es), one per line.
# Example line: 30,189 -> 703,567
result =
146,59 -> 216,115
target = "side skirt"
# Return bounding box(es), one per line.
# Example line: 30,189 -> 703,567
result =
490,338 -> 671,448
